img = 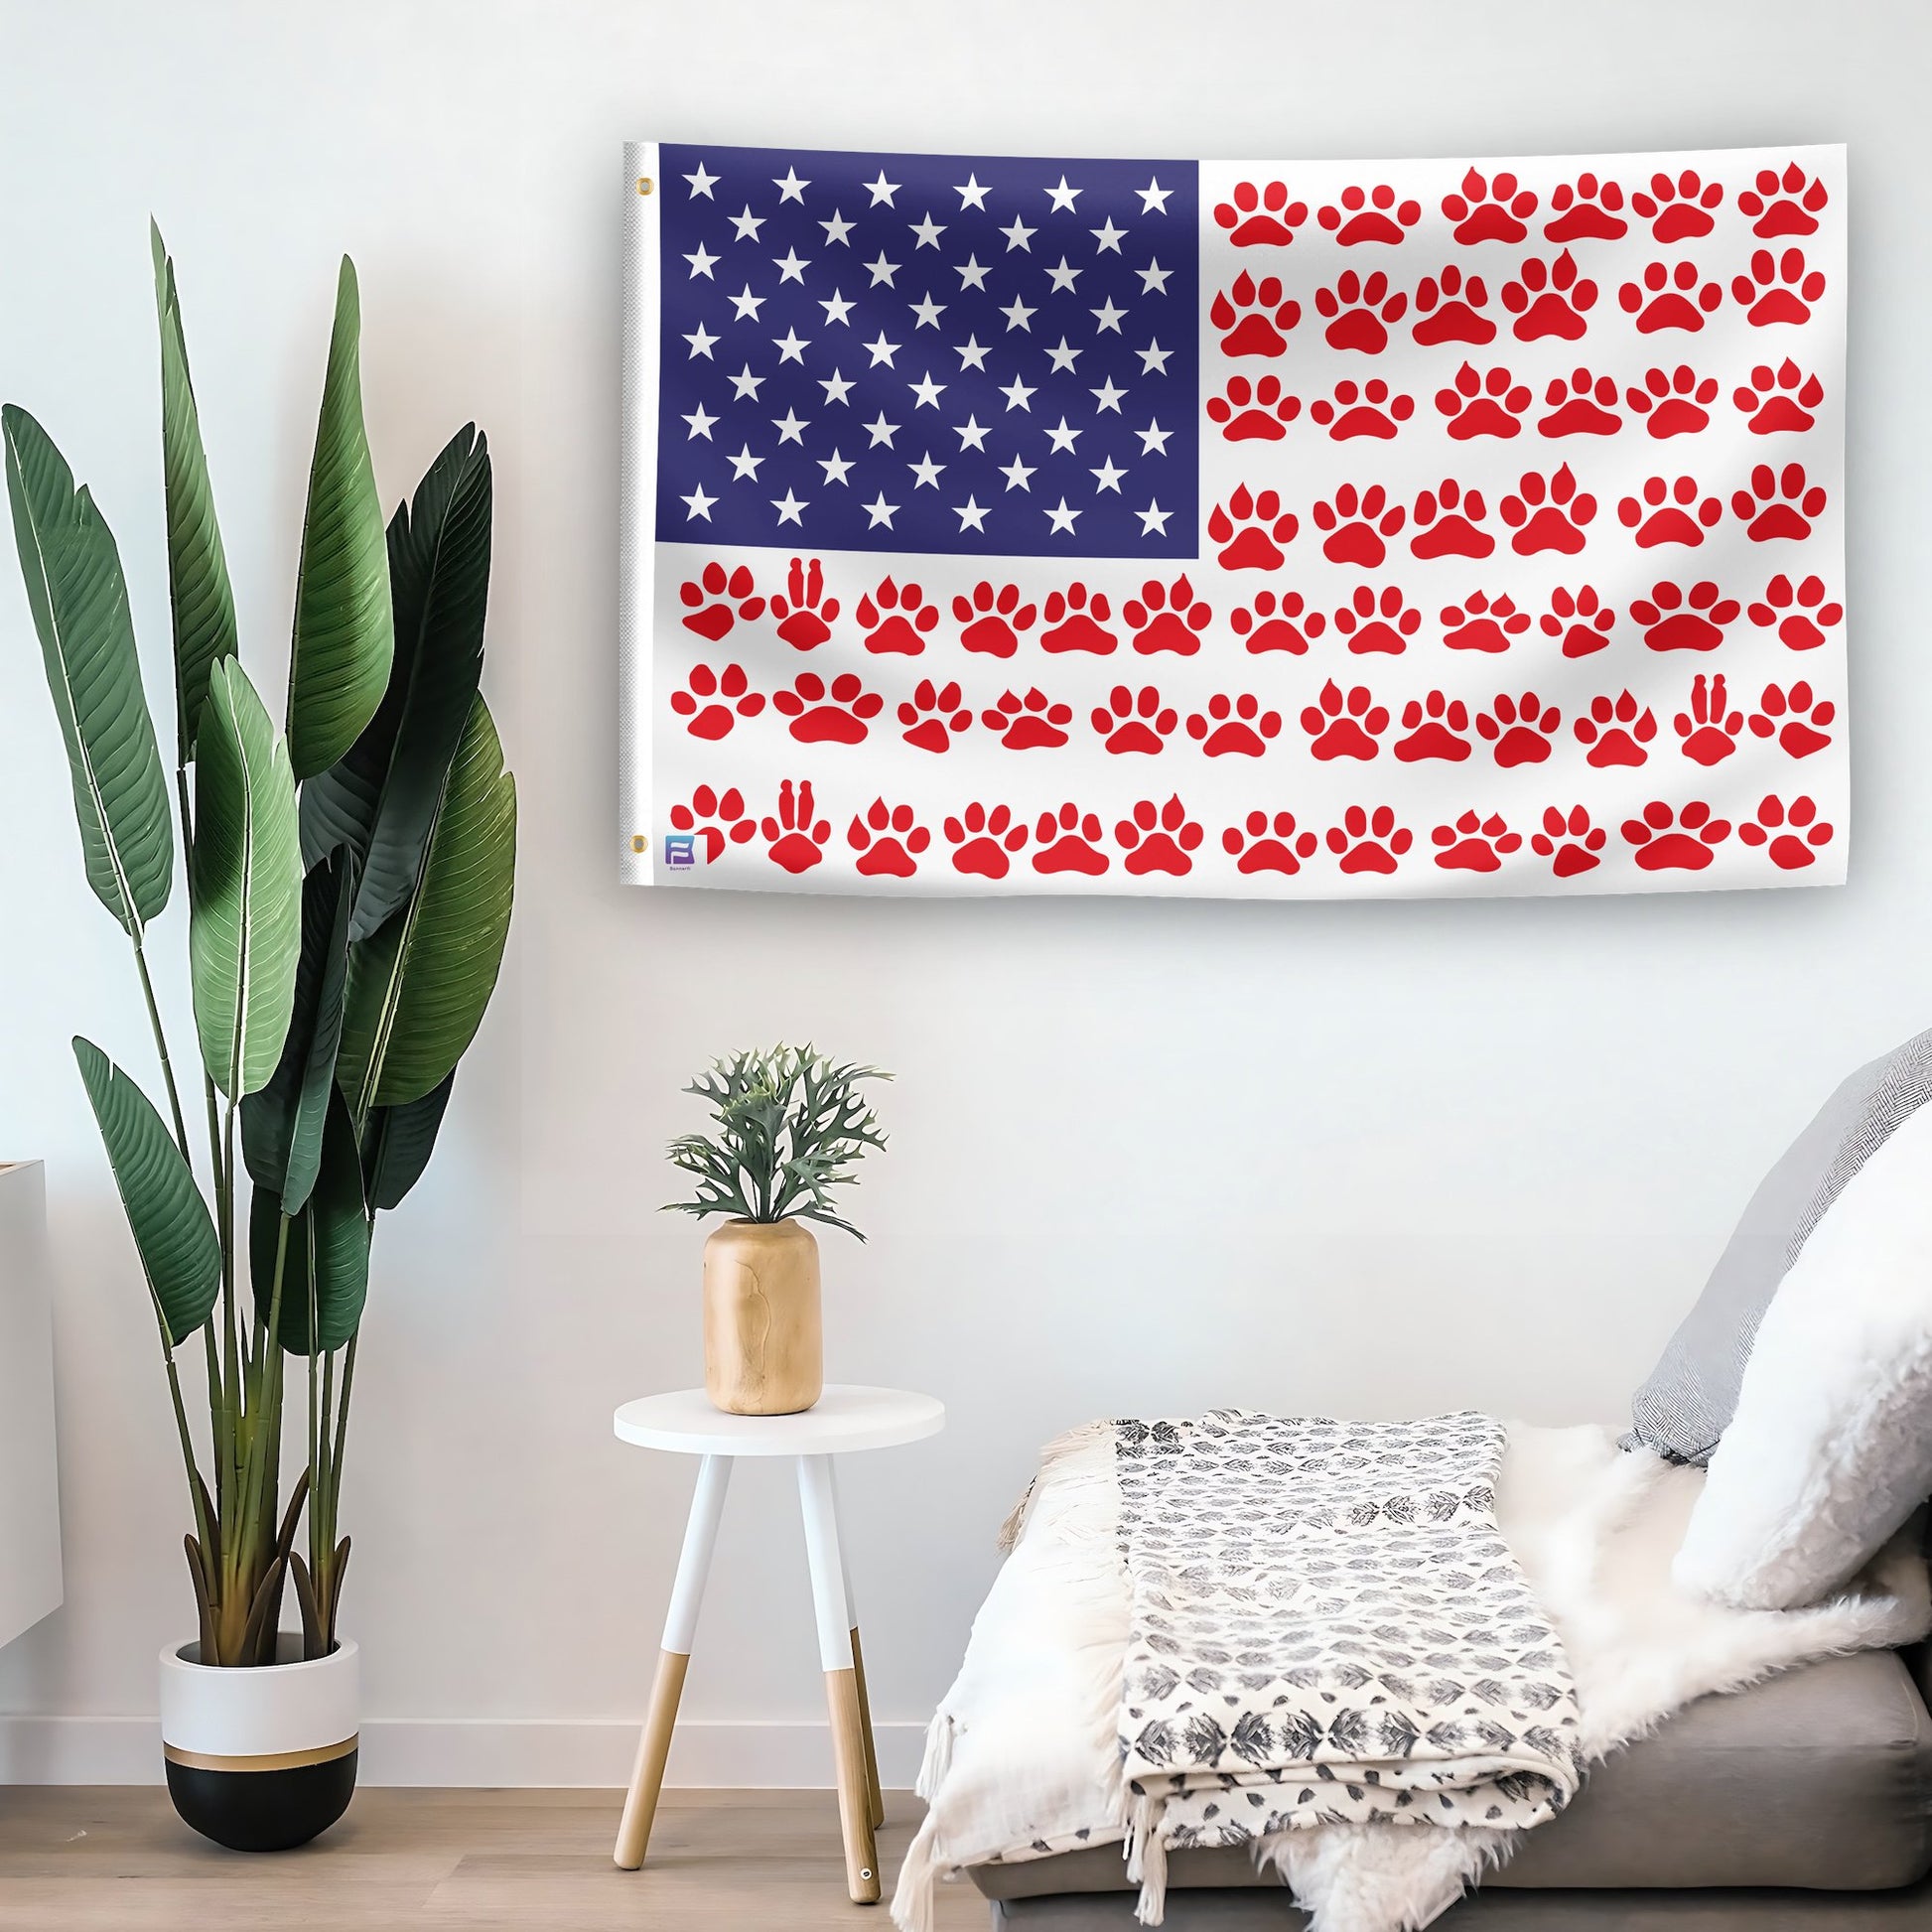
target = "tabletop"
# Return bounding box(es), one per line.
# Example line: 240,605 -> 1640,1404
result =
613,1384 -> 945,1457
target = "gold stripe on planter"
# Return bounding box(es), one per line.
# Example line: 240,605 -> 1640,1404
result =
164,1735 -> 358,1774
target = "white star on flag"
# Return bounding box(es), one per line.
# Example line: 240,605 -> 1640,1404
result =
908,371 -> 947,408
1044,257 -> 1080,292
682,403 -> 717,439
863,491 -> 897,526
681,484 -> 715,519
1135,499 -> 1172,534
1089,218 -> 1127,253
954,335 -> 991,370
682,162 -> 718,198
865,252 -> 899,287
728,285 -> 764,321
955,173 -> 990,209
955,254 -> 991,291
864,412 -> 898,447
772,328 -> 809,363
954,495 -> 990,531
818,449 -> 854,484
819,368 -> 856,404
955,415 -> 991,451
1044,338 -> 1080,372
773,248 -> 808,284
773,168 -> 810,203
727,445 -> 761,480
772,408 -> 809,445
728,364 -> 762,399
1044,176 -> 1080,211
684,243 -> 718,279
908,452 -> 945,487
909,293 -> 946,328
1000,375 -> 1035,411
1090,377 -> 1127,413
1000,215 -> 1035,250
819,210 -> 855,245
1136,178 -> 1172,213
1137,260 -> 1173,295
1044,496 -> 1080,531
771,488 -> 807,524
819,289 -> 856,325
1089,298 -> 1126,334
909,212 -> 946,248
1136,341 -> 1173,375
1044,417 -> 1080,452
1000,455 -> 1035,490
683,323 -> 718,358
1089,457 -> 1126,492
729,207 -> 762,240
1136,420 -> 1173,455
864,171 -> 899,207
864,331 -> 899,366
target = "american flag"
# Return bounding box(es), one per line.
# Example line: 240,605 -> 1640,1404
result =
654,144 -> 1199,559
621,141 -> 1847,900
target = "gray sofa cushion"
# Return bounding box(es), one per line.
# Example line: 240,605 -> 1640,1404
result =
970,1650 -> 1932,1901
1625,1028 -> 1932,1464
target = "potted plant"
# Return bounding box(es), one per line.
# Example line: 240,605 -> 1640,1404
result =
4,227 -> 515,1850
665,1046 -> 889,1415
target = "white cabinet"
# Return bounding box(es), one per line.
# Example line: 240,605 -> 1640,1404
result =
0,1163 -> 62,1648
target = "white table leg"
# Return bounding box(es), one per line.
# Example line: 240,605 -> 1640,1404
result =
614,1453 -> 733,1869
828,1461 -> 885,1830
798,1453 -> 881,1903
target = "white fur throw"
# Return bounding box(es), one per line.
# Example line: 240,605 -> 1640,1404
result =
894,1422 -> 1929,1932
1676,1100 -> 1932,1609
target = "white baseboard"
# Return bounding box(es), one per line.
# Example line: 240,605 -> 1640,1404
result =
0,1715 -> 928,1788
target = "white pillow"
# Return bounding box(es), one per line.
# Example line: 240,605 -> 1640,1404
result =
1673,1098 -> 1932,1610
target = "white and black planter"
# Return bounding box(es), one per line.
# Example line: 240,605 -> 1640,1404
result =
159,1636 -> 358,1852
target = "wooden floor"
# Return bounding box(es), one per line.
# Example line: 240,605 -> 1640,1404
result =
0,1787 -> 987,1930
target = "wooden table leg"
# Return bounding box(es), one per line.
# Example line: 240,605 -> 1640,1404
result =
797,1453 -> 881,1903
614,1453 -> 733,1869
828,1462 -> 885,1830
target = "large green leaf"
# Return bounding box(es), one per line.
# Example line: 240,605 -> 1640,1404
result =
250,1087 -> 368,1355
73,1036 -> 219,1347
3,405 -> 174,936
361,1070 -> 455,1211
301,426 -> 490,940
339,694 -> 514,1115
287,258 -> 392,780
241,847 -> 354,1212
151,224 -> 237,762
190,658 -> 302,1099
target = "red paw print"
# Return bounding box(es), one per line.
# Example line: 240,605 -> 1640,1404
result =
1738,794 -> 1834,870
1749,680 -> 1836,758
772,670 -> 883,745
1537,368 -> 1621,438
1442,169 -> 1537,245
1574,690 -> 1657,767
1501,251 -> 1596,342
1040,583 -> 1119,654
857,576 -> 937,653
1543,173 -> 1628,243
1318,183 -> 1422,245
1312,483 -> 1406,567
1186,693 -> 1282,758
953,581 -> 1035,656
1436,362 -> 1530,440
1092,683 -> 1177,756
1410,265 -> 1494,346
1621,798 -> 1729,871
1433,810 -> 1523,873
1325,804 -> 1412,875
1223,810 -> 1317,876
1618,475 -> 1722,548
1501,465 -> 1595,555
768,557 -> 838,650
897,677 -> 973,754
1208,485 -> 1298,570
1214,180 -> 1309,247
1125,576 -> 1210,654
1631,169 -> 1725,243
1541,585 -> 1614,657
1115,795 -> 1203,876
1738,164 -> 1829,239
1335,584 -> 1423,654
679,562 -> 765,642
1205,373 -> 1301,442
668,783 -> 758,864
1231,591 -> 1324,655
847,798 -> 930,878
1619,260 -> 1724,334
982,686 -> 1073,750
1212,270 -> 1302,357
943,802 -> 1027,879
1632,580 -> 1740,652
1674,672 -> 1743,767
1301,679 -> 1389,761
1314,269 -> 1407,353
1476,691 -> 1561,766
1532,805 -> 1609,878
1032,802 -> 1110,876
1734,358 -> 1823,435
1395,690 -> 1472,763
670,663 -> 764,740
761,778 -> 831,875
1733,462 -> 1826,542
1441,590 -> 1528,653
1310,377 -> 1414,441
1732,247 -> 1826,327
1626,365 -> 1719,439
1747,574 -> 1843,650
1410,480 -> 1493,559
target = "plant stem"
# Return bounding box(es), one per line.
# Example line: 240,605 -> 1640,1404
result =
129,937 -> 191,1170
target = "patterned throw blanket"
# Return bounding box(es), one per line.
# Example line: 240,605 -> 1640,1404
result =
1114,1412 -> 1584,1916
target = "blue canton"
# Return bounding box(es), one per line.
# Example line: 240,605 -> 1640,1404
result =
655,143 -> 1199,559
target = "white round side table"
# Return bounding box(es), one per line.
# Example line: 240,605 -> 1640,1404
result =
610,1384 -> 945,1903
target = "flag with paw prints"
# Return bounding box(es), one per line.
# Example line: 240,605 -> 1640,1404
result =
620,141 -> 1846,897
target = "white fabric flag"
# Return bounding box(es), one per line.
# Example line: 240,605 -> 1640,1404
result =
620,142 -> 1847,898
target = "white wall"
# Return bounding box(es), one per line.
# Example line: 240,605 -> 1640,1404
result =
1,0 -> 1927,1786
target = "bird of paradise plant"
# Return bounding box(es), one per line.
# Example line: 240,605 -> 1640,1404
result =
3,226 -> 514,1665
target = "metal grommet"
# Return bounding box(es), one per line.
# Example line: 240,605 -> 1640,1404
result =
630,835 -> 647,853
636,176 -> 653,196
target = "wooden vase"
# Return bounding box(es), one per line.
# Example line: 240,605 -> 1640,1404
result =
702,1219 -> 823,1416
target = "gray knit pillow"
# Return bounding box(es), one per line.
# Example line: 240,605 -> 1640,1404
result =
1625,1027 -> 1932,1464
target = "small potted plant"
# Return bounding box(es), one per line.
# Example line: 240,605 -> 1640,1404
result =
665,1045 -> 888,1415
